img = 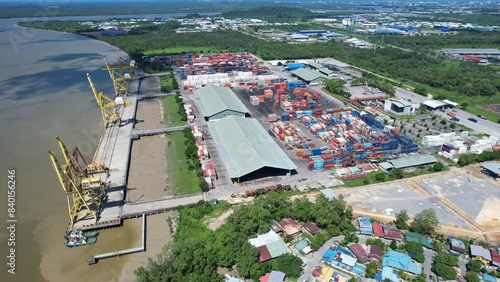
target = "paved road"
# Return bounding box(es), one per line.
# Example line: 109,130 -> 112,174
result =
433,109 -> 500,137
298,236 -> 343,282
423,248 -> 436,280
394,87 -> 428,104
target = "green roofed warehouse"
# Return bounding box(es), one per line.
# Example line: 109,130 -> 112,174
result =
194,84 -> 250,121
207,116 -> 297,182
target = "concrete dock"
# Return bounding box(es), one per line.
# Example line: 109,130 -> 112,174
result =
73,80 -> 140,231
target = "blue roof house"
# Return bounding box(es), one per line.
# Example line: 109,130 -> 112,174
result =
382,250 -> 422,275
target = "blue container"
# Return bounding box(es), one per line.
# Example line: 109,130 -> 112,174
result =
311,148 -> 322,156
304,110 -> 313,116
324,99 -> 329,105
281,113 -> 290,121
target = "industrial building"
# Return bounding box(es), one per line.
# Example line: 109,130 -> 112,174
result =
481,162 -> 500,179
296,29 -> 327,35
379,154 -> 438,171
207,116 -> 296,182
440,48 -> 500,56
288,34 -> 311,42
290,68 -> 329,85
194,84 -> 250,121
384,98 -> 419,115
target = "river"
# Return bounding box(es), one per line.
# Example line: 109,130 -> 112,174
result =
0,13 -> 199,282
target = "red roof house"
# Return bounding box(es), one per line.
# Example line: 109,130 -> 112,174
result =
372,222 -> 384,237
258,245 -> 272,263
491,249 -> 500,267
368,245 -> 382,262
384,229 -> 403,241
279,218 -> 302,236
348,243 -> 369,263
302,222 -> 320,235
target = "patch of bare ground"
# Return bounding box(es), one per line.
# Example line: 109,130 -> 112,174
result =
479,104 -> 500,115
206,209 -> 234,231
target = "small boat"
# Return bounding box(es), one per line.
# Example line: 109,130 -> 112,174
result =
64,229 -> 98,247
65,235 -> 97,247
83,230 -> 99,237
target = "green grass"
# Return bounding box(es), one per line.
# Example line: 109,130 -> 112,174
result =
161,96 -> 186,127
144,46 -> 224,56
321,87 -> 347,102
159,75 -> 175,92
165,131 -> 200,195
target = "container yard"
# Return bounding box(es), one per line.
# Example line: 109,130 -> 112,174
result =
167,52 -> 424,185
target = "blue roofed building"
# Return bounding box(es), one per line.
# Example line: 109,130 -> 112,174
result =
296,29 -> 327,35
374,267 -> 399,282
383,250 -> 422,275
358,217 -> 373,236
322,246 -> 366,276
286,63 -> 307,71
482,273 -> 498,282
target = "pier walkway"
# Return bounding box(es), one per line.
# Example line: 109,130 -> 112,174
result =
137,93 -> 175,100
132,125 -> 188,139
122,194 -> 204,219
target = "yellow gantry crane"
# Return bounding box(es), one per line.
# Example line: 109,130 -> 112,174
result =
102,55 -> 136,97
86,73 -> 122,128
48,137 -> 108,228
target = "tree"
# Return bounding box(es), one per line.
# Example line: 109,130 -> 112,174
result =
461,102 -> 469,110
415,252 -> 426,263
394,209 -> 410,230
432,162 -> 444,172
365,261 -> 378,278
375,172 -> 386,182
341,233 -> 359,246
411,208 -> 439,235
390,240 -> 397,250
465,272 -> 480,282
467,260 -> 482,272
390,168 -> 404,179
406,241 -> 424,254
271,254 -> 303,278
412,274 -> 427,282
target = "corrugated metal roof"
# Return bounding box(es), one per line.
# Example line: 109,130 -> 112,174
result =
268,271 -> 286,282
207,116 -> 296,179
422,100 -> 446,109
307,61 -> 324,69
291,68 -> 329,82
266,240 -> 289,258
471,245 -> 492,261
319,67 -> 335,75
481,162 -> 500,175
443,48 -> 500,55
389,154 -> 437,169
194,84 -> 249,118
320,188 -> 336,200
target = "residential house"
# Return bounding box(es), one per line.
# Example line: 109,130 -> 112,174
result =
470,245 -> 492,264
358,217 -> 373,236
348,243 -> 369,263
302,222 -> 320,236
405,232 -> 432,248
278,218 -> 302,236
259,270 -> 286,282
295,239 -> 313,256
372,222 -> 384,238
369,245 -> 382,263
448,237 -> 466,255
382,249 -> 422,275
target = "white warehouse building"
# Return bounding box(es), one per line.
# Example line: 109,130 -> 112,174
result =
384,98 -> 419,115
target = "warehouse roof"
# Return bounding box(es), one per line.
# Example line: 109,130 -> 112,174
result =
291,68 -> 329,82
422,100 -> 446,109
194,84 -> 249,118
442,48 -> 500,55
389,154 -> 437,169
207,116 -> 296,179
307,61 -> 324,69
470,245 -> 492,261
481,163 -> 500,176
320,188 -> 336,200
319,67 -> 335,75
